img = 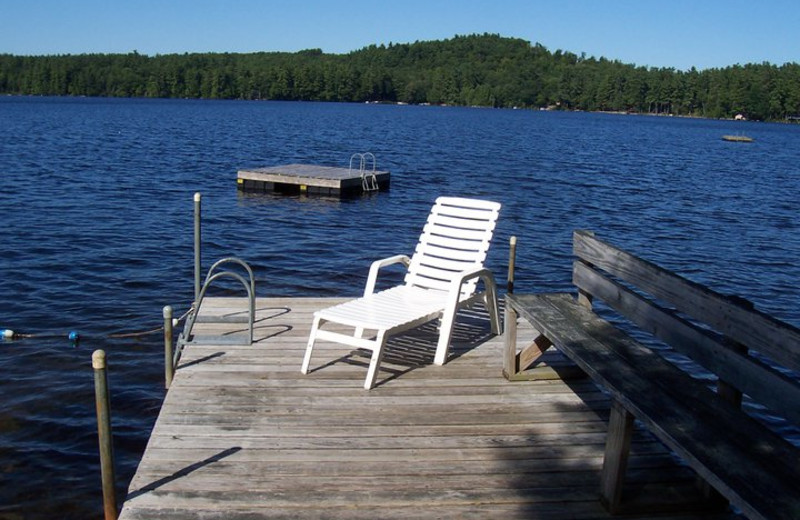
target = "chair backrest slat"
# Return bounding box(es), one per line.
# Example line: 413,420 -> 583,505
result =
405,197 -> 501,296
415,254 -> 477,273
421,228 -> 495,248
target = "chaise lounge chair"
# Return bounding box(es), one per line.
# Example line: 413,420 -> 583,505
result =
301,196 -> 501,389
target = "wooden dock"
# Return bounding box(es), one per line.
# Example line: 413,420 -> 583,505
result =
118,297 -> 738,519
237,164 -> 390,196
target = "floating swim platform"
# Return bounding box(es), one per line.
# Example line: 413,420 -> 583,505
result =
237,163 -> 390,197
722,135 -> 754,142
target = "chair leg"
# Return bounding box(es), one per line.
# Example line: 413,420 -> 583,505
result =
364,331 -> 387,390
301,315 -> 322,374
485,289 -> 501,334
434,306 -> 458,365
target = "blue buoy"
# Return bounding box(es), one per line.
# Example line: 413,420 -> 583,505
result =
68,331 -> 80,345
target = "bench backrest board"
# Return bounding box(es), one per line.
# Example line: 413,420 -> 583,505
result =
571,230 -> 800,428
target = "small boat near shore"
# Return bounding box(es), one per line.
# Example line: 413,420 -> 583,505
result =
722,134 -> 754,142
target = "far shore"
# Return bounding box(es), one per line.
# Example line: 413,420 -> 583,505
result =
5,93 -> 797,123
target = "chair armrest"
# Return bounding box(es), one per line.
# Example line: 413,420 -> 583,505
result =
434,267 -> 501,365
449,267 -> 497,301
364,254 -> 411,296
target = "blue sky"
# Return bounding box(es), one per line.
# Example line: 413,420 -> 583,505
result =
1,0 -> 798,70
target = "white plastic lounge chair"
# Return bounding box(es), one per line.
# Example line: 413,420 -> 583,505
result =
301,197 -> 501,389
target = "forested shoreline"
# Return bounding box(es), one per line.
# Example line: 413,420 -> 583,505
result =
2,34 -> 799,121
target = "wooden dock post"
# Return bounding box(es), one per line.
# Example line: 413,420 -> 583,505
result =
193,193 -> 202,302
92,350 -> 118,520
507,235 -> 517,294
163,306 -> 174,389
504,235 -> 518,376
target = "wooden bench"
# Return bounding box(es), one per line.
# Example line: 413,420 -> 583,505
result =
504,230 -> 800,520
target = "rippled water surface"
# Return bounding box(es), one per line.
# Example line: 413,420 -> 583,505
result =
1,97 -> 798,519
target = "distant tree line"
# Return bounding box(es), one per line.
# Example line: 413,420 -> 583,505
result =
2,34 -> 799,121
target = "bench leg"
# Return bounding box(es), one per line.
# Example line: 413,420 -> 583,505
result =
601,399 -> 634,514
503,303 -> 518,378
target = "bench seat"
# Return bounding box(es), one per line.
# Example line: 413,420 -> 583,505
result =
506,292 -> 800,520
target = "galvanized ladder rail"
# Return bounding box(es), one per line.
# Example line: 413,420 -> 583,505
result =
350,152 -> 379,192
174,257 -> 255,367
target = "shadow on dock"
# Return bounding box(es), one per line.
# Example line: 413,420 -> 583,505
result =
177,351 -> 226,370
496,376 -> 742,519
126,447 -> 242,501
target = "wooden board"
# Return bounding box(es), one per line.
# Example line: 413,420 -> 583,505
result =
572,230 -> 800,372
572,260 -> 800,426
118,297 -> 735,520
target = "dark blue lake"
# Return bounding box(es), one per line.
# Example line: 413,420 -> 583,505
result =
1,97 -> 798,519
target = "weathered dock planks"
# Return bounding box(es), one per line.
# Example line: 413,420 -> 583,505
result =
118,297 -> 737,519
237,164 -> 390,196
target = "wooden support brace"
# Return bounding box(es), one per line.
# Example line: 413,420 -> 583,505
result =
503,302 -> 558,379
504,298 -> 583,381
517,334 -> 553,372
577,287 -> 594,310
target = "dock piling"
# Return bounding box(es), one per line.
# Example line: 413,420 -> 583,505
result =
163,306 -> 174,389
92,349 -> 118,520
507,236 -> 517,294
194,193 -> 202,302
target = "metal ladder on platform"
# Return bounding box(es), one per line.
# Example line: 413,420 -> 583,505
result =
350,152 -> 378,192
174,257 -> 255,367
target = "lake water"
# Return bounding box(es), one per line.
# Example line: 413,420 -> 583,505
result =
1,97 -> 798,519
